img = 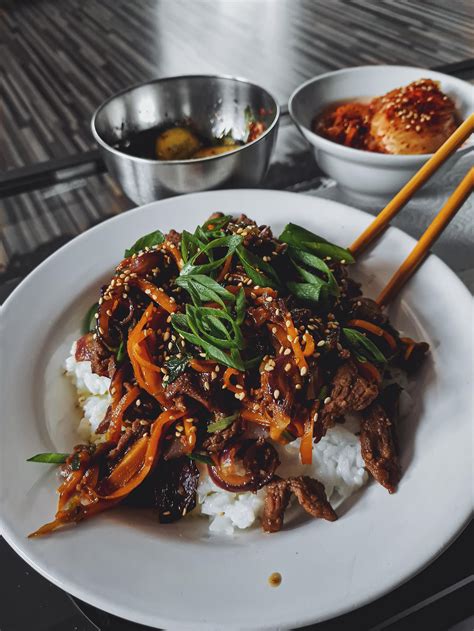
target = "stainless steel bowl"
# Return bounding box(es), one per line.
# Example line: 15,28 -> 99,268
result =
91,75 -> 280,205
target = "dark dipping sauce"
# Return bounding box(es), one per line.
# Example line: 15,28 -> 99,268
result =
113,118 -> 266,161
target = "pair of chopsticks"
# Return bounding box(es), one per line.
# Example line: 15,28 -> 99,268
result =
348,114 -> 474,306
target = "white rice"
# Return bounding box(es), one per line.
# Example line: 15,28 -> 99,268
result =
65,343 -> 370,534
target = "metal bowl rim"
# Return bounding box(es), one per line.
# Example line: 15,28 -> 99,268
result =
288,64 -> 473,164
91,73 -> 280,165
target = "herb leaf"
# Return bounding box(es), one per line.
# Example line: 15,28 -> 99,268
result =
287,281 -> 327,304
342,328 -> 386,364
27,452 -> 68,464
181,235 -> 242,277
124,230 -> 165,258
280,223 -> 354,263
164,355 -> 190,385
82,302 -> 99,334
236,246 -> 281,289
288,247 -> 340,297
116,340 -> 126,363
207,413 -> 238,433
176,275 -> 235,308
188,453 -> 214,465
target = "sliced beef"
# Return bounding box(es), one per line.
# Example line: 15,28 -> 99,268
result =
349,297 -> 388,325
360,394 -> 401,494
165,373 -> 212,410
262,477 -> 291,533
319,361 -> 378,433
125,457 -> 199,522
202,419 -> 242,453
107,419 -> 150,461
75,332 -> 113,377
163,435 -> 188,461
262,475 -> 336,533
396,340 -> 430,374
288,477 -> 337,522
165,229 -> 181,246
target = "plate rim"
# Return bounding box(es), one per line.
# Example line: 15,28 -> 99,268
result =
1,188 -> 472,630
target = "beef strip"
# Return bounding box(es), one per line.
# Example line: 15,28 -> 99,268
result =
163,435 -> 188,461
288,477 -> 337,522
360,391 -> 401,494
396,340 -> 430,374
319,361 -> 379,433
202,419 -> 242,453
349,297 -> 388,325
262,475 -> 336,533
165,229 -> 181,246
107,419 -> 150,461
165,373 -> 212,410
75,332 -> 113,378
261,477 -> 291,533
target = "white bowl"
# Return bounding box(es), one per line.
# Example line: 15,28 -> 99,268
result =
289,65 -> 473,197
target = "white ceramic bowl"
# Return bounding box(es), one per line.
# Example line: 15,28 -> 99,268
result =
289,65 -> 473,197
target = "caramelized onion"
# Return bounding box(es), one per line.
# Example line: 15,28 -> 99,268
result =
208,439 -> 279,492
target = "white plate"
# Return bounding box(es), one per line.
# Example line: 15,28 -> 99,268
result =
0,190 -> 472,630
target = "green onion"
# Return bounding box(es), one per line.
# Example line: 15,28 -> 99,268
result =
236,246 -> 281,289
342,328 -> 386,364
188,453 -> 214,465
27,452 -> 68,464
207,413 -> 238,433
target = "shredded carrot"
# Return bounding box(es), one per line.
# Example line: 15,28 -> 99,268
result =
356,360 -> 382,384
300,413 -> 314,465
217,254 -> 233,282
284,313 -> 309,374
400,337 -> 416,360
269,409 -> 291,441
346,319 -> 397,351
135,278 -> 177,313
127,303 -> 168,406
223,367 -> 244,394
189,358 -> 218,373
162,241 -> 184,270
288,419 -> 305,437
302,332 -> 315,357
98,408 -> 186,500
240,409 -> 271,426
107,385 -> 141,444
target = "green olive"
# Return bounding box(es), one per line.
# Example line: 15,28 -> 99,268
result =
192,144 -> 241,159
155,127 -> 201,160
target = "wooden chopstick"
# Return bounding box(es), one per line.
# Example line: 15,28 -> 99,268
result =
349,114 -> 474,257
376,168 -> 473,307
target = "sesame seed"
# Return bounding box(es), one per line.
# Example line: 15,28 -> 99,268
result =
284,348 -> 291,356
271,326 -> 277,334
285,319 -> 291,327
176,424 -> 184,431
236,384 -> 243,390
211,371 -> 217,380
295,384 -> 302,390
203,382 -> 210,391
300,366 -> 307,376
284,363 -> 291,372
163,331 -> 170,341
265,296 -> 273,303
136,399 -> 141,406
324,396 -> 332,404
273,389 -> 280,399
234,392 -> 245,400
215,365 -> 220,372
317,340 -> 326,347
313,412 -> 319,422
287,335 -> 293,343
